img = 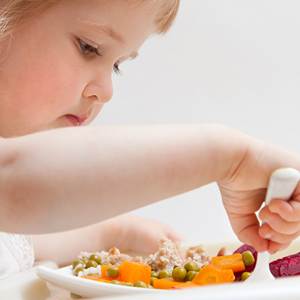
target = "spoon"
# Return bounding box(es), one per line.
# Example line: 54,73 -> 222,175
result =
245,167 -> 300,283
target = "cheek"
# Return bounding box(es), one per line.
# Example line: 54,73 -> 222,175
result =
2,48 -> 84,123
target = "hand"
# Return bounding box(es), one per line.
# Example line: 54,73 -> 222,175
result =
100,214 -> 186,255
218,137 -> 300,254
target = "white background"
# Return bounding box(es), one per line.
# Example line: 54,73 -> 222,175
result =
91,0 -> 300,243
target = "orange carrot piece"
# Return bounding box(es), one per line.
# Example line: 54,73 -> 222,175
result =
153,278 -> 184,290
101,265 -> 122,281
211,253 -> 245,272
171,282 -> 200,289
81,275 -> 111,283
192,265 -> 235,285
120,261 -> 151,285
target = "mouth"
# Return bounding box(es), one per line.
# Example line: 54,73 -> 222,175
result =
65,114 -> 88,127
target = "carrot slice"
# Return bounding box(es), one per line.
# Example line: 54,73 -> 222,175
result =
120,261 -> 151,285
81,275 -> 111,283
171,282 -> 200,289
192,265 -> 235,285
153,278 -> 184,290
211,253 -> 245,272
101,265 -> 122,281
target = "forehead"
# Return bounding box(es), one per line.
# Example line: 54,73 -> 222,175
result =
53,0 -> 156,47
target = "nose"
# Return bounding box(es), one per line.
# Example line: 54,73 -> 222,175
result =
82,71 -> 113,104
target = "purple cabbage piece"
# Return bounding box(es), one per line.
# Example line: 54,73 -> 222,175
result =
233,244 -> 257,281
270,252 -> 300,277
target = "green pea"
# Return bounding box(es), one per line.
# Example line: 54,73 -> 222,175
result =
158,269 -> 171,279
111,280 -> 122,285
147,284 -> 154,289
134,281 -> 147,288
72,260 -> 84,269
184,261 -> 198,272
74,267 -> 85,276
241,272 -> 252,281
81,258 -> 89,263
106,266 -> 120,278
150,277 -> 157,286
89,254 -> 102,265
186,271 -> 197,281
122,282 -> 134,287
172,267 -> 187,282
86,260 -> 98,268
151,271 -> 158,278
101,261 -> 112,266
242,251 -> 255,267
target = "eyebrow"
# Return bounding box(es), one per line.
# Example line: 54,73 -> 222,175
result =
77,19 -> 138,60
78,19 -> 124,43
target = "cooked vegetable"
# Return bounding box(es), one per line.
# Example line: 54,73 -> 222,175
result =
101,261 -> 112,266
171,282 -> 200,289
106,266 -> 120,278
186,271 -> 198,281
86,260 -> 98,269
242,251 -> 255,267
184,261 -> 198,272
150,277 -> 157,286
211,253 -> 245,272
81,275 -> 110,283
122,282 -> 134,287
74,267 -> 86,276
111,280 -> 122,285
158,269 -> 172,279
101,265 -> 122,281
233,244 -> 257,281
89,254 -> 102,265
153,278 -> 184,289
191,265 -> 235,285
72,260 -> 84,269
120,261 -> 151,285
269,252 -> 300,277
172,267 -> 187,282
134,281 -> 147,288
151,271 -> 158,278
241,272 -> 252,281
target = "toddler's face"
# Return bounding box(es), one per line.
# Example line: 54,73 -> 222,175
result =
0,0 -> 155,137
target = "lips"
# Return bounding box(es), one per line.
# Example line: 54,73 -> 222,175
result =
65,114 -> 87,126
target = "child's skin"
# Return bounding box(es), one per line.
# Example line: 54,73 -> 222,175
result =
1,0 -> 300,267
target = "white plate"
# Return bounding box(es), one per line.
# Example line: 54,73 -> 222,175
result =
36,265 -> 168,298
36,239 -> 300,299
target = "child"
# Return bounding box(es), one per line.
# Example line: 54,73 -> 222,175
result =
0,0 -> 300,280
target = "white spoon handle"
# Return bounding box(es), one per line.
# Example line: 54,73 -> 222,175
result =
265,168 -> 300,205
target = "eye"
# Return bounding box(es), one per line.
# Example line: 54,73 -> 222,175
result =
78,39 -> 101,56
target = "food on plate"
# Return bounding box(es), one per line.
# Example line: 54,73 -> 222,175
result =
71,239 -> 300,290
270,252 -> 300,277
211,253 -> 245,272
191,265 -> 235,285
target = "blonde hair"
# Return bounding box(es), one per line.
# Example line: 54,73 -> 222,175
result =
0,0 -> 180,57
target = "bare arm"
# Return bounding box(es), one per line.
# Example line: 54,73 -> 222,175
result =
33,214 -> 185,267
0,124 -> 244,234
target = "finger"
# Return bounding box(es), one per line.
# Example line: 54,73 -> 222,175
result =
227,212 -> 268,252
258,222 -> 300,244
268,198 -> 300,222
260,212 -> 300,235
267,240 -> 291,255
166,230 -> 186,242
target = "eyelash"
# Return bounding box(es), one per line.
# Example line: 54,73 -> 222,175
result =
78,39 -> 121,75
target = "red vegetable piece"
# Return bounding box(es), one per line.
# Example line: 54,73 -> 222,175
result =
233,244 -> 257,281
270,252 -> 300,277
